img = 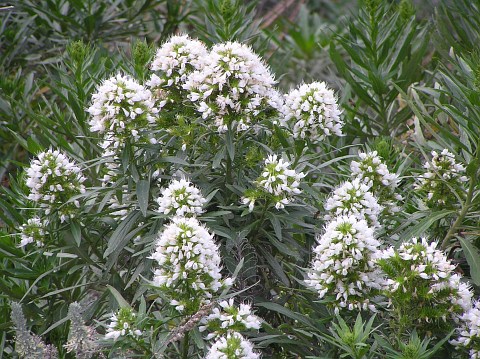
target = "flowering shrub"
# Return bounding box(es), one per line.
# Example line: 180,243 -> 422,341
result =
4,3 -> 480,357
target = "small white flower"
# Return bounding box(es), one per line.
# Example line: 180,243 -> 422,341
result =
206,332 -> 260,359
105,308 -> 142,341
25,149 -> 86,222
375,237 -> 473,327
156,178 -> 206,217
255,154 -> 305,209
149,217 -> 229,312
199,299 -> 262,339
282,82 -> 343,142
350,151 -> 402,216
324,178 -> 382,229
306,215 -> 382,312
452,301 -> 480,358
184,41 -> 282,132
415,149 -> 468,208
18,217 -> 48,247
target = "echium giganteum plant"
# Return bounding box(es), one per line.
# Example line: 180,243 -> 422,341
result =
306,215 -> 383,313
374,237 -> 473,336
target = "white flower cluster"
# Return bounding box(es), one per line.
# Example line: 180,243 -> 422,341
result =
247,154 -> 305,210
452,301 -> 480,359
18,217 -> 48,247
184,41 -> 282,132
149,216 -> 228,312
200,299 -> 262,339
324,178 -> 382,229
87,73 -> 160,185
105,307 -> 142,341
156,178 -> 206,217
306,215 -> 382,313
88,73 -> 158,140
282,82 -> 343,143
205,332 -> 260,359
415,149 -> 468,208
25,149 -> 86,222
375,237 -> 473,323
147,34 -> 208,103
350,151 -> 402,215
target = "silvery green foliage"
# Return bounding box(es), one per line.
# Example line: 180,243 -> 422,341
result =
282,81 -> 343,143
205,331 -> 260,359
18,216 -> 48,247
243,154 -> 305,211
452,301 -> 480,359
64,302 -> 99,359
149,216 -> 231,313
324,178 -> 382,229
147,34 -> 208,105
156,178 -> 206,217
10,302 -> 59,359
199,298 -> 262,340
350,150 -> 402,216
105,307 -> 142,341
184,41 -> 283,132
375,237 -> 473,331
306,215 -> 382,313
414,149 -> 468,209
25,149 -> 86,222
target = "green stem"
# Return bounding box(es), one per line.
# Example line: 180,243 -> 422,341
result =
441,177 -> 475,250
182,331 -> 189,359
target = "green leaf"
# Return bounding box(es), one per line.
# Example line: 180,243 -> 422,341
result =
71,221 -> 82,247
107,285 -> 131,308
104,211 -> 140,258
136,179 -> 150,217
399,210 -> 456,241
257,302 -> 316,329
458,236 -> 480,285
